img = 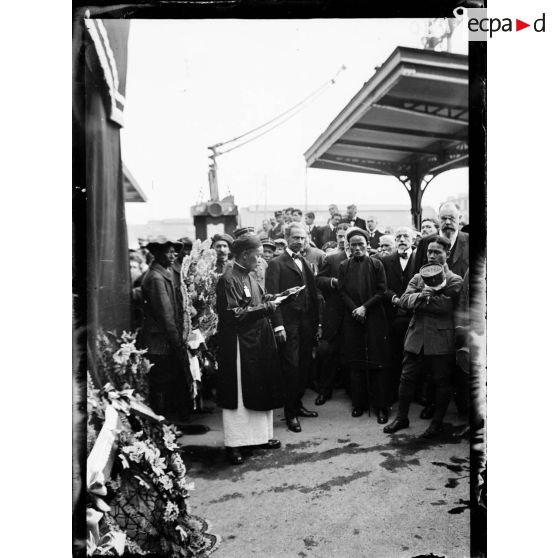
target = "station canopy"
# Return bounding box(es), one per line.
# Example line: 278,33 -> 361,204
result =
304,46 -> 468,228
123,163 -> 147,202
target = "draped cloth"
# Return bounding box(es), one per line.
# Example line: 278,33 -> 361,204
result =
222,340 -> 273,448
73,16 -> 132,387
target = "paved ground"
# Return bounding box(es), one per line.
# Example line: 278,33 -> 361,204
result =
178,389 -> 470,558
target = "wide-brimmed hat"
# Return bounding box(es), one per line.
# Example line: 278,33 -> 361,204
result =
346,227 -> 370,244
146,235 -> 181,251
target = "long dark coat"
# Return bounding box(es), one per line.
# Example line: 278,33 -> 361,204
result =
216,263 -> 285,411
315,250 -> 348,341
338,256 -> 390,368
140,262 -> 183,356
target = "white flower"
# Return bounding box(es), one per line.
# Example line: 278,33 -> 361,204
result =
159,474 -> 173,491
163,501 -> 179,523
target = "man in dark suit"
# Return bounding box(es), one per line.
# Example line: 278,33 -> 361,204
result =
341,204 -> 366,230
366,216 -> 384,251
314,239 -> 350,405
269,210 -> 285,240
265,224 -> 321,432
381,227 -> 417,402
384,235 -> 463,439
413,203 -> 469,278
317,212 -> 342,248
304,211 -> 321,247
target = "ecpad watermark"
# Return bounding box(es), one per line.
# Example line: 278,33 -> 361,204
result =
453,7 -> 546,40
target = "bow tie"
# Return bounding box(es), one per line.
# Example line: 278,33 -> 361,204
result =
292,253 -> 301,260
399,252 -> 409,259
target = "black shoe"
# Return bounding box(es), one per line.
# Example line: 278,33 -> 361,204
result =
179,425 -> 210,435
255,439 -> 282,450
315,394 -> 329,406
420,421 -> 444,439
414,395 -> 428,407
376,408 -> 389,424
420,404 -> 436,420
225,447 -> 243,465
286,416 -> 302,433
383,418 -> 410,434
298,406 -> 318,418
352,407 -> 364,417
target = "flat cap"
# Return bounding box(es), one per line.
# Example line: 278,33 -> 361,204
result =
231,233 -> 262,255
211,233 -> 234,247
233,226 -> 256,239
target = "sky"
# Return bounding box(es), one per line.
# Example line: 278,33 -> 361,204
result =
121,18 -> 468,224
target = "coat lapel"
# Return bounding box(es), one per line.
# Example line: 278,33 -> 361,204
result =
283,252 -> 303,277
449,234 -> 462,268
152,263 -> 174,285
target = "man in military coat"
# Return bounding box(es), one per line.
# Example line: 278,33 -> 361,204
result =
384,235 -> 463,438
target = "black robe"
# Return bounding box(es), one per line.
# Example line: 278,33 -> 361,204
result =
338,256 -> 390,368
216,263 -> 285,411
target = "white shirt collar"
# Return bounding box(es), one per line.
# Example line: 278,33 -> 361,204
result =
286,248 -> 300,258
399,247 -> 413,258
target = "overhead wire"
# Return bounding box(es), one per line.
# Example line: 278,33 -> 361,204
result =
215,83 -> 335,156
211,65 -> 346,154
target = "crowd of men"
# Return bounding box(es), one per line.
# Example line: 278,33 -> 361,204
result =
129,201 -> 471,465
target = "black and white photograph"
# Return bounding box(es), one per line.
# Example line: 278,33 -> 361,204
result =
72,4 -> 487,557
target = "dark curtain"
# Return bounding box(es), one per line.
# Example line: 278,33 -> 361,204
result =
73,16 -> 131,555
74,17 -> 131,389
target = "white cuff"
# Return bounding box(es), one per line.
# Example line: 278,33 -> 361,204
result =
273,326 -> 285,333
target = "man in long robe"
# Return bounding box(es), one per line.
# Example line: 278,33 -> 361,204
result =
216,234 -> 285,465
338,228 -> 391,424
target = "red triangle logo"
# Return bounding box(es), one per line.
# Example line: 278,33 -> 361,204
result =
516,19 -> 530,31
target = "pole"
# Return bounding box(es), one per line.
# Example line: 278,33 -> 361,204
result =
304,166 -> 309,213
264,175 -> 268,218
